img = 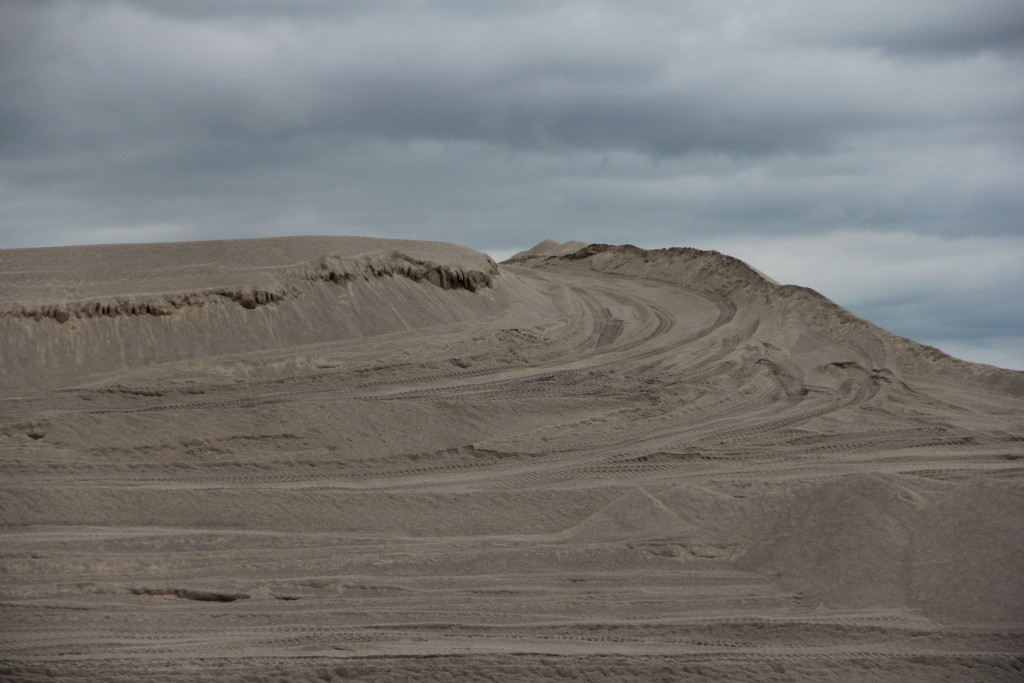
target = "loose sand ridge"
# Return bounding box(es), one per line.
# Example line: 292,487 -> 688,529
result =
1,236 -> 1022,681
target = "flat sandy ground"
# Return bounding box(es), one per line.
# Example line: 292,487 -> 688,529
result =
1,237 -> 1022,681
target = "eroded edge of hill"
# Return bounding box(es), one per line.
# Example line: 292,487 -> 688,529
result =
1,251 -> 497,324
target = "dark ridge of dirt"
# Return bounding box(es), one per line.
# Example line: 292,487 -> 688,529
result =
2,251 -> 495,324
128,587 -> 251,602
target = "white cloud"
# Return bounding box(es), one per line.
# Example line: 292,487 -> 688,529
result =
681,230 -> 1024,370
927,337 -> 1024,372
694,231 -> 1024,304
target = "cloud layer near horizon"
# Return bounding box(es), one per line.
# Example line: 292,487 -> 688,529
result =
2,1 -> 1023,368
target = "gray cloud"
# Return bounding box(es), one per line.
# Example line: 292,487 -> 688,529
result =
696,230 -> 1024,370
770,0 -> 1024,55
8,1 -> 1021,156
1,0 -> 1022,368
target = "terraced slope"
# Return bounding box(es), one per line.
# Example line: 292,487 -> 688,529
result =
1,237 -> 1022,682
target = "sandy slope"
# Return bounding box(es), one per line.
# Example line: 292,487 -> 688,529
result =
1,236 -> 1022,681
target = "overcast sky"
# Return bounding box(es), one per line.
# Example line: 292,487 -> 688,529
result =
2,1 -> 1022,369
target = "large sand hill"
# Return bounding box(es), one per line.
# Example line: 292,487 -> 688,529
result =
1,236 -> 1022,681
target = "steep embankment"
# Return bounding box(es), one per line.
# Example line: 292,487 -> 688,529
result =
0,237 -> 538,390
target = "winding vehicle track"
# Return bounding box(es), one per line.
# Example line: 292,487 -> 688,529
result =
27,261 -> 1024,496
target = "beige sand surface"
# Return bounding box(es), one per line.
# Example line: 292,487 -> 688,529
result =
1,236 -> 1022,681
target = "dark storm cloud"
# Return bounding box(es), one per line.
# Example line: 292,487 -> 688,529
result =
1,0 -> 1022,367
771,0 -> 1024,55
8,0 -> 1021,158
